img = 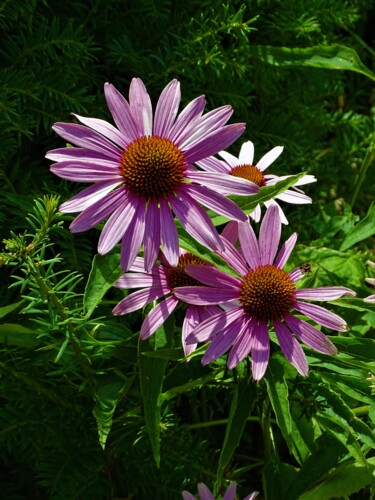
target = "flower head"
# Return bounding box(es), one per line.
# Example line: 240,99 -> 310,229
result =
46,78 -> 248,271
197,140 -> 316,225
174,205 -> 355,380
182,482 -> 258,500
112,251 -> 220,356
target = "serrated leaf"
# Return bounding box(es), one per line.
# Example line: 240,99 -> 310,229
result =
83,250 -> 122,318
249,44 -> 375,81
264,357 -> 293,449
340,202 -> 375,251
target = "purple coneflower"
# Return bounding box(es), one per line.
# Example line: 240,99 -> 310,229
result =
112,252 -> 220,356
174,205 -> 355,380
197,140 -> 316,225
182,482 -> 258,500
46,78 -> 249,271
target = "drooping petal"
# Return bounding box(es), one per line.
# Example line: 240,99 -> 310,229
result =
293,301 -> 348,332
112,285 -> 169,315
72,114 -> 129,148
120,196 -> 146,271
104,83 -> 139,141
185,264 -> 241,289
186,171 -> 259,196
168,95 -> 206,145
295,286 -> 356,301
274,232 -> 298,269
60,180 -> 121,213
202,318 -> 244,365
182,305 -> 200,357
238,140 -> 254,164
256,146 -> 283,171
50,160 -> 123,183
186,307 -> 244,344
160,198 -> 179,268
183,184 -> 247,222
144,199 -> 161,272
218,150 -> 240,168
284,313 -> 337,354
140,295 -> 178,339
153,79 -> 181,136
227,315 -> 256,369
251,321 -> 270,380
69,187 -> 127,233
259,204 -> 281,265
238,220 -> 261,270
174,286 -> 239,305
128,78 -> 153,136
52,123 -> 122,157
273,320 -> 308,376
170,191 -> 224,252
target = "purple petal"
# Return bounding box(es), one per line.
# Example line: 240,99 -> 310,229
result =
72,113 -> 129,148
227,316 -> 256,369
184,124 -> 246,163
289,267 -> 305,282
223,483 -> 237,500
168,95 -> 206,145
182,492 -> 196,500
50,160 -> 123,183
219,236 -> 248,276
196,156 -> 232,174
104,83 -> 139,142
293,301 -> 348,332
238,140 -> 255,164
144,199 -> 161,272
249,204 -> 261,223
128,78 -> 152,136
120,197 -> 146,271
140,295 -> 178,339
277,190 -> 312,204
295,286 -> 356,301
60,180 -> 121,213
69,187 -> 126,232
256,146 -> 283,171
182,305 -> 200,357
115,272 -> 166,289
185,264 -> 241,289
46,147 -> 118,162
187,171 -> 259,196
112,285 -> 169,315
170,191 -> 224,252
202,318 -> 244,365
186,307 -> 244,343
183,184 -> 247,222
197,483 -> 215,500
364,294 -> 375,303
52,123 -> 122,157
284,313 -> 337,354
259,204 -> 281,265
251,321 -> 270,380
274,232 -> 298,269
221,221 -> 239,246
238,220 -> 261,269
264,199 -> 289,225
273,320 -> 308,376
153,79 -> 181,137
98,192 -> 138,254
160,198 -> 179,267
173,286 -> 239,305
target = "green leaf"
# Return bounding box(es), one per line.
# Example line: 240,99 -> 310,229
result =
249,44 -> 375,82
0,323 -> 41,348
83,250 -> 122,318
330,297 -> 375,312
210,172 -> 307,226
300,457 -> 375,500
340,202 -> 375,251
217,378 -> 256,475
138,316 -> 172,467
93,378 -> 134,449
263,458 -> 298,500
0,300 -> 24,319
264,357 -> 293,449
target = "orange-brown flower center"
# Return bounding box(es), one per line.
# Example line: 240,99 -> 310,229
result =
120,136 -> 186,199
240,265 -> 295,321
167,253 -> 208,289
231,164 -> 266,187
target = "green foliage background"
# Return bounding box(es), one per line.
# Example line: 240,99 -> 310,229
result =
0,1 -> 374,499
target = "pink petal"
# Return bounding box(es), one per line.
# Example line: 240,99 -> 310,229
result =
153,79 -> 181,136
219,236 -> 248,276
104,83 -> 139,141
72,113 -> 128,148
227,316 -> 256,369
202,318 -> 244,365
50,161 -> 122,183
256,146 -> 283,171
160,198 -> 179,267
289,267 -> 305,282
128,78 -> 152,136
284,313 -> 337,354
186,307 -> 244,344
264,199 -> 288,225
197,483 -> 215,500
223,483 -> 237,500
115,272 -> 165,289
46,147 -> 118,162
259,204 -> 281,265
168,95 -> 206,145
221,221 -> 239,246
295,287 -> 356,301
60,180 -> 121,213
293,301 -> 348,332
238,140 -> 254,164
120,196 -> 146,271
186,171 -> 259,196
276,190 -> 312,204
173,286 -> 239,305
196,156 -> 230,174
238,220 -> 261,269
249,204 -> 261,223
143,199 -> 161,272
251,321 -> 270,380
218,150 -> 240,168
185,264 -> 241,289
112,285 -> 169,315
140,295 -> 178,339
274,232 -> 298,269
273,320 -> 308,376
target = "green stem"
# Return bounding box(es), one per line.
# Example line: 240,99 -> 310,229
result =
352,405 -> 370,417
186,416 -> 275,430
350,135 -> 375,208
